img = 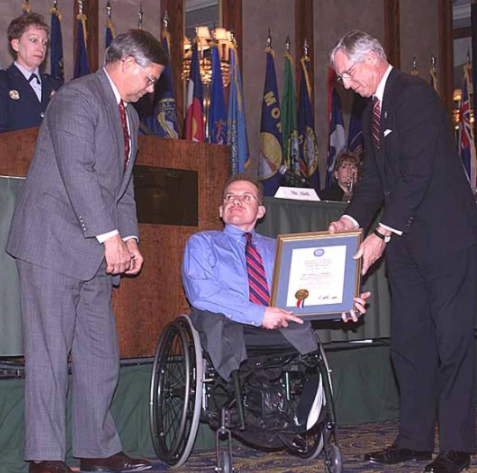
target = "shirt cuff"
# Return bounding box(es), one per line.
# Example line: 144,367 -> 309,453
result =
379,223 -> 403,236
123,235 -> 139,242
96,229 -> 119,243
342,215 -> 359,229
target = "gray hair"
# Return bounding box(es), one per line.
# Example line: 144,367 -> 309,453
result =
329,30 -> 387,66
105,29 -> 169,68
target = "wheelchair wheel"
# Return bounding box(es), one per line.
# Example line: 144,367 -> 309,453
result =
149,315 -> 203,468
293,428 -> 324,460
324,444 -> 342,473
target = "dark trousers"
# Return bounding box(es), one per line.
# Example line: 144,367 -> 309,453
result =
189,309 -> 318,381
387,241 -> 477,453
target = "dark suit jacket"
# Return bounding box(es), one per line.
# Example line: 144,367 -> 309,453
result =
318,182 -> 345,202
6,69 -> 139,281
346,68 -> 477,263
0,63 -> 62,133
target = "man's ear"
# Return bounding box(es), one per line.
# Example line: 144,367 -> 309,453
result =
257,205 -> 266,219
219,205 -> 224,218
121,56 -> 135,73
366,50 -> 378,65
10,39 -> 19,53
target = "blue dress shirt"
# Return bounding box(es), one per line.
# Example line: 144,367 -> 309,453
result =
182,224 -> 276,326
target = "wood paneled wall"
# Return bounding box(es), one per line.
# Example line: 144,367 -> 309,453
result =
384,0 -> 400,68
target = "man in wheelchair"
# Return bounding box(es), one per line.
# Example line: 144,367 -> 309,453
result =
181,174 -> 370,451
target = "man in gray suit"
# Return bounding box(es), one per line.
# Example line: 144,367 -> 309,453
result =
7,30 -> 168,473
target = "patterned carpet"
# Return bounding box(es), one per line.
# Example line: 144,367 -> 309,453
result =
132,421 -> 477,473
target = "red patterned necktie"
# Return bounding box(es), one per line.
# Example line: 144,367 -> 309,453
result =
244,232 -> 270,306
372,97 -> 381,151
118,100 -> 130,169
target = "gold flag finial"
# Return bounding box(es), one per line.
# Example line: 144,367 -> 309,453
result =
266,28 -> 272,49
138,4 -> 144,30
285,35 -> 291,54
303,39 -> 309,58
163,10 -> 169,31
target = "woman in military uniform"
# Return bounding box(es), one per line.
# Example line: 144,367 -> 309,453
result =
0,13 -> 62,133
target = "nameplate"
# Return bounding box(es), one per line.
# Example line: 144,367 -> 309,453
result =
274,186 -> 320,201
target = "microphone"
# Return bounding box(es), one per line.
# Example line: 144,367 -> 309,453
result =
278,165 -> 310,187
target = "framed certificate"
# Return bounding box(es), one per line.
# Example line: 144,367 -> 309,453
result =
270,230 -> 362,320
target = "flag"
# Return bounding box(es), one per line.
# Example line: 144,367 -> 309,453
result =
143,30 -> 179,138
50,4 -> 64,83
105,17 -> 115,49
347,94 -> 367,160
208,44 -> 227,144
429,67 -> 438,94
326,68 -> 346,188
297,56 -> 319,189
22,1 -> 31,14
282,51 -> 299,180
184,42 -> 205,141
258,47 -> 283,196
459,63 -> 477,189
74,13 -> 90,78
227,45 -> 250,174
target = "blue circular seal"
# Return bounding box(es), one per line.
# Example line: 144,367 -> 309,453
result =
314,248 -> 325,257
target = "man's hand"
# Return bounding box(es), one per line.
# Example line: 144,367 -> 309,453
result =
261,307 -> 304,329
125,239 -> 144,275
342,291 -> 372,322
354,232 -> 388,276
329,217 -> 356,234
104,234 -> 132,274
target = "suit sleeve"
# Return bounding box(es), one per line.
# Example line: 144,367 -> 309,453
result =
116,107 -> 139,238
379,83 -> 443,232
46,85 -> 117,237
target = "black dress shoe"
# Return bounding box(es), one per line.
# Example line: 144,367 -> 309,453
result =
30,461 -> 72,473
79,452 -> 151,472
424,451 -> 471,473
364,445 -> 432,464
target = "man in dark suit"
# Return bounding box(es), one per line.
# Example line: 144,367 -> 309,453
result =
7,30 -> 168,473
0,13 -> 62,133
328,30 -> 477,473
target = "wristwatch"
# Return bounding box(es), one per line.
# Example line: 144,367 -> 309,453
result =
373,228 -> 391,243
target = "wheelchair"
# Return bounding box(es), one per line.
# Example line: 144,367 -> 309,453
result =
149,314 -> 342,473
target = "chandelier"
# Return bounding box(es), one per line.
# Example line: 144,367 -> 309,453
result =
182,26 -> 234,87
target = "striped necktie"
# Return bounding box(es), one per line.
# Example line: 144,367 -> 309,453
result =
244,232 -> 270,306
372,97 -> 381,151
118,100 -> 130,169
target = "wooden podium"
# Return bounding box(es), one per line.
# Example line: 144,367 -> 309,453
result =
0,128 -> 229,358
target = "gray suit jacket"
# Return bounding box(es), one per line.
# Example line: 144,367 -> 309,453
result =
6,69 -> 139,281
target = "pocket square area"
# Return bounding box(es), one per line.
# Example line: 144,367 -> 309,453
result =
384,129 -> 393,137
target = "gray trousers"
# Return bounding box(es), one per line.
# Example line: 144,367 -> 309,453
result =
17,259 -> 122,461
189,309 -> 318,380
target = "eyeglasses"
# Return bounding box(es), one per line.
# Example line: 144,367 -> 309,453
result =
144,72 -> 158,87
134,59 -> 159,87
223,193 -> 259,204
336,62 -> 358,84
